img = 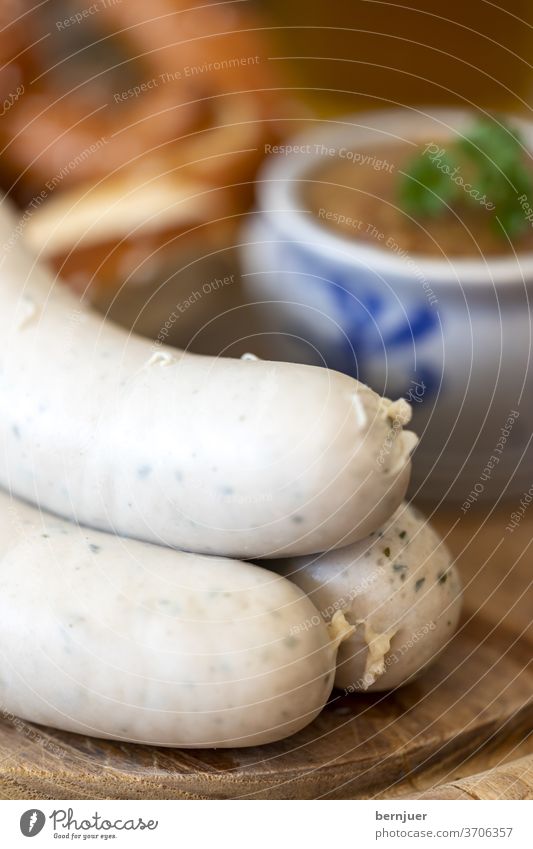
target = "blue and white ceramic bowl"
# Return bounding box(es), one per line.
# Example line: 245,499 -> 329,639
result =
241,108 -> 533,503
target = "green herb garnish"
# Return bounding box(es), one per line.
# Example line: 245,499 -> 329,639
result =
399,118 -> 533,239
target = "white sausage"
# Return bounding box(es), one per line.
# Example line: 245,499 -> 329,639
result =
0,200 -> 416,558
275,504 -> 462,691
0,489 -> 352,747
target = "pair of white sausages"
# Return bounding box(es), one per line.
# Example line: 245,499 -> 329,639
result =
0,490 -> 460,747
0,200 -> 416,559
0,492 -> 460,747
0,199 -> 456,749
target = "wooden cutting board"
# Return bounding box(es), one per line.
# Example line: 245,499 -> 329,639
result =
0,504 -> 531,800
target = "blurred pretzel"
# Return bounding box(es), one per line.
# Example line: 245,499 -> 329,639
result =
0,0 -> 292,202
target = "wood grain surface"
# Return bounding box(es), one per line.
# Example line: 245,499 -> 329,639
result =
0,503 -> 531,800
416,754 -> 533,799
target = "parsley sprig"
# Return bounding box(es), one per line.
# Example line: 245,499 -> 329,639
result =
399,118 -> 533,239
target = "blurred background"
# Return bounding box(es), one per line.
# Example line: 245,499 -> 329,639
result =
1,0 -> 532,501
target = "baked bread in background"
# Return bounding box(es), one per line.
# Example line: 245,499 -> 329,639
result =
0,0 -> 291,200
0,0 -> 304,351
